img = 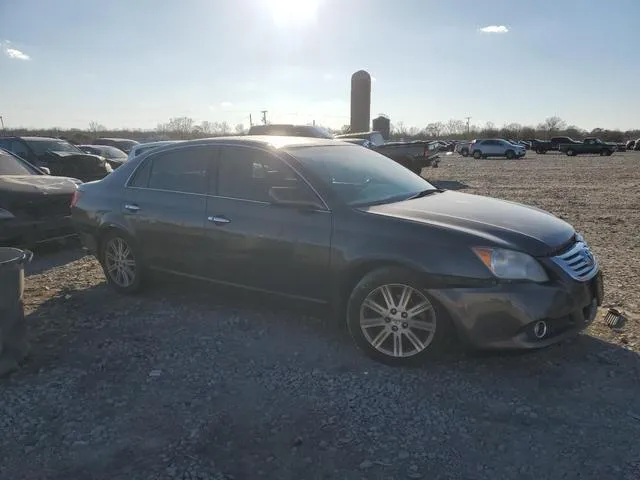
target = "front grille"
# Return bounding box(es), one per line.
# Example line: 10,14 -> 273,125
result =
551,240 -> 599,282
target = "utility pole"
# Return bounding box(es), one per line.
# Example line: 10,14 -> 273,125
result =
464,116 -> 471,137
249,114 -> 253,127
260,110 -> 268,125
0,116 -> 5,135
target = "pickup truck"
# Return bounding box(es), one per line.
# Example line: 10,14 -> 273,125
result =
558,137 -> 617,156
530,136 -> 581,154
334,131 -> 440,173
247,125 -> 440,174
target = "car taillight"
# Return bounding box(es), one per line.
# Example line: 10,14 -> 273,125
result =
70,190 -> 80,208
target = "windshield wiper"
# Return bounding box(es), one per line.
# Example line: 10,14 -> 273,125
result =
407,188 -> 443,200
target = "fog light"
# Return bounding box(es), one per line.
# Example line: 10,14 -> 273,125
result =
532,321 -> 548,339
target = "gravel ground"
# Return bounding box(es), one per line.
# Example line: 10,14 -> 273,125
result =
1,151 -> 639,480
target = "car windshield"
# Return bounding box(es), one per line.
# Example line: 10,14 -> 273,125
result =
288,145 -> 437,207
27,139 -> 82,155
94,145 -> 127,159
0,150 -> 37,175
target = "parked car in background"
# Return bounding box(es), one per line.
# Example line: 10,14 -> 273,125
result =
455,141 -> 472,157
0,147 -> 80,247
635,139 -> 640,151
71,135 -> 603,365
558,138 -> 617,156
626,139 -> 636,150
78,144 -> 128,169
127,140 -> 185,161
92,137 -> 140,154
0,136 -> 113,182
247,124 -> 334,138
335,131 -> 440,174
531,137 -> 582,154
469,139 -> 527,159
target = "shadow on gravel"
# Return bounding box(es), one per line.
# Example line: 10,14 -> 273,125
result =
433,179 -> 470,190
21,267 -> 640,378
25,240 -> 87,276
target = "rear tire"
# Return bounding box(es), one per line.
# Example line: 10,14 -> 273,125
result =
99,230 -> 144,294
460,149 -> 469,157
473,150 -> 482,159
566,149 -> 575,156
346,267 -> 452,366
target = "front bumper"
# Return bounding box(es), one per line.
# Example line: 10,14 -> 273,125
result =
0,216 -> 76,247
429,272 -> 603,349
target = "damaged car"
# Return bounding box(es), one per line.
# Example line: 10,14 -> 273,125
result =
0,136 -> 112,182
71,137 -> 604,365
0,148 -> 80,247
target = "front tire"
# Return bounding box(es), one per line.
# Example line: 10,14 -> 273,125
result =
566,149 -> 575,156
346,267 -> 451,365
99,231 -> 144,294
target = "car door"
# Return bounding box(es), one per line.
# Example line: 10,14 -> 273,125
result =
124,144 -> 214,275
204,145 -> 332,302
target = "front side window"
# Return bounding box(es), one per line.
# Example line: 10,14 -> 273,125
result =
146,146 -> 211,194
217,146 -> 318,204
7,140 -> 31,159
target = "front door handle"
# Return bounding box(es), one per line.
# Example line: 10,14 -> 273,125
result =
124,203 -> 140,212
207,215 -> 231,225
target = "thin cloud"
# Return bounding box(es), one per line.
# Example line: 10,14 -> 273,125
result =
479,25 -> 509,34
220,101 -> 233,108
322,73 -> 334,81
1,41 -> 31,60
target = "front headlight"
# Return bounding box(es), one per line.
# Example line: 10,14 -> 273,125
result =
472,247 -> 549,282
0,208 -> 15,220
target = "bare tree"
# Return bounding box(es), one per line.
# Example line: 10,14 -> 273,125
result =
88,121 -> 106,133
162,116 -> 195,139
482,121 -> 498,137
424,122 -> 444,138
234,123 -> 246,135
541,116 -> 566,136
444,119 -> 465,136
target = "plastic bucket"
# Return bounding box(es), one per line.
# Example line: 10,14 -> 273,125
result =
0,247 -> 33,376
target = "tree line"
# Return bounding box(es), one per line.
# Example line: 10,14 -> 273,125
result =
2,116 -> 639,145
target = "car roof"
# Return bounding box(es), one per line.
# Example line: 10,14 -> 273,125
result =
155,136 -> 352,150
4,136 -> 62,141
94,137 -> 137,141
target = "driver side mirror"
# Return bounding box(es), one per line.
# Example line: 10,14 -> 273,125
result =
268,186 -> 324,210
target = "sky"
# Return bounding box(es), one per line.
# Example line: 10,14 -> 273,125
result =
1,0 -> 639,131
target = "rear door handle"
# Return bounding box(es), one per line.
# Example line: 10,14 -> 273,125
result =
207,215 -> 230,225
124,203 -> 140,212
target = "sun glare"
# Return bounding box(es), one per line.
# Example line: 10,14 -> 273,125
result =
268,0 -> 320,28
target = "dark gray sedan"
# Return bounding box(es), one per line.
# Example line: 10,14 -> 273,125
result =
71,136 -> 603,365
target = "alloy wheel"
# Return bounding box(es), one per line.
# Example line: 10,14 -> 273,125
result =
104,237 -> 137,288
359,284 -> 436,358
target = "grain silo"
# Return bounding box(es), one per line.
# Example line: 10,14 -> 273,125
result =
350,70 -> 371,133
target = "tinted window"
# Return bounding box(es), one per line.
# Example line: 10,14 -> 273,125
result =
0,150 -> 36,175
287,145 -> 436,207
147,146 -> 210,194
26,139 -> 82,155
128,158 -> 152,187
217,146 -> 311,203
7,140 -> 31,158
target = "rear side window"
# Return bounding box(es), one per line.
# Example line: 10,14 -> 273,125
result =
147,146 -> 211,194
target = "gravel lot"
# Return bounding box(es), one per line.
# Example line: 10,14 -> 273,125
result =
1,151 -> 639,480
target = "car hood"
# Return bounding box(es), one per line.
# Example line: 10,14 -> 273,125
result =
363,191 -> 575,256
